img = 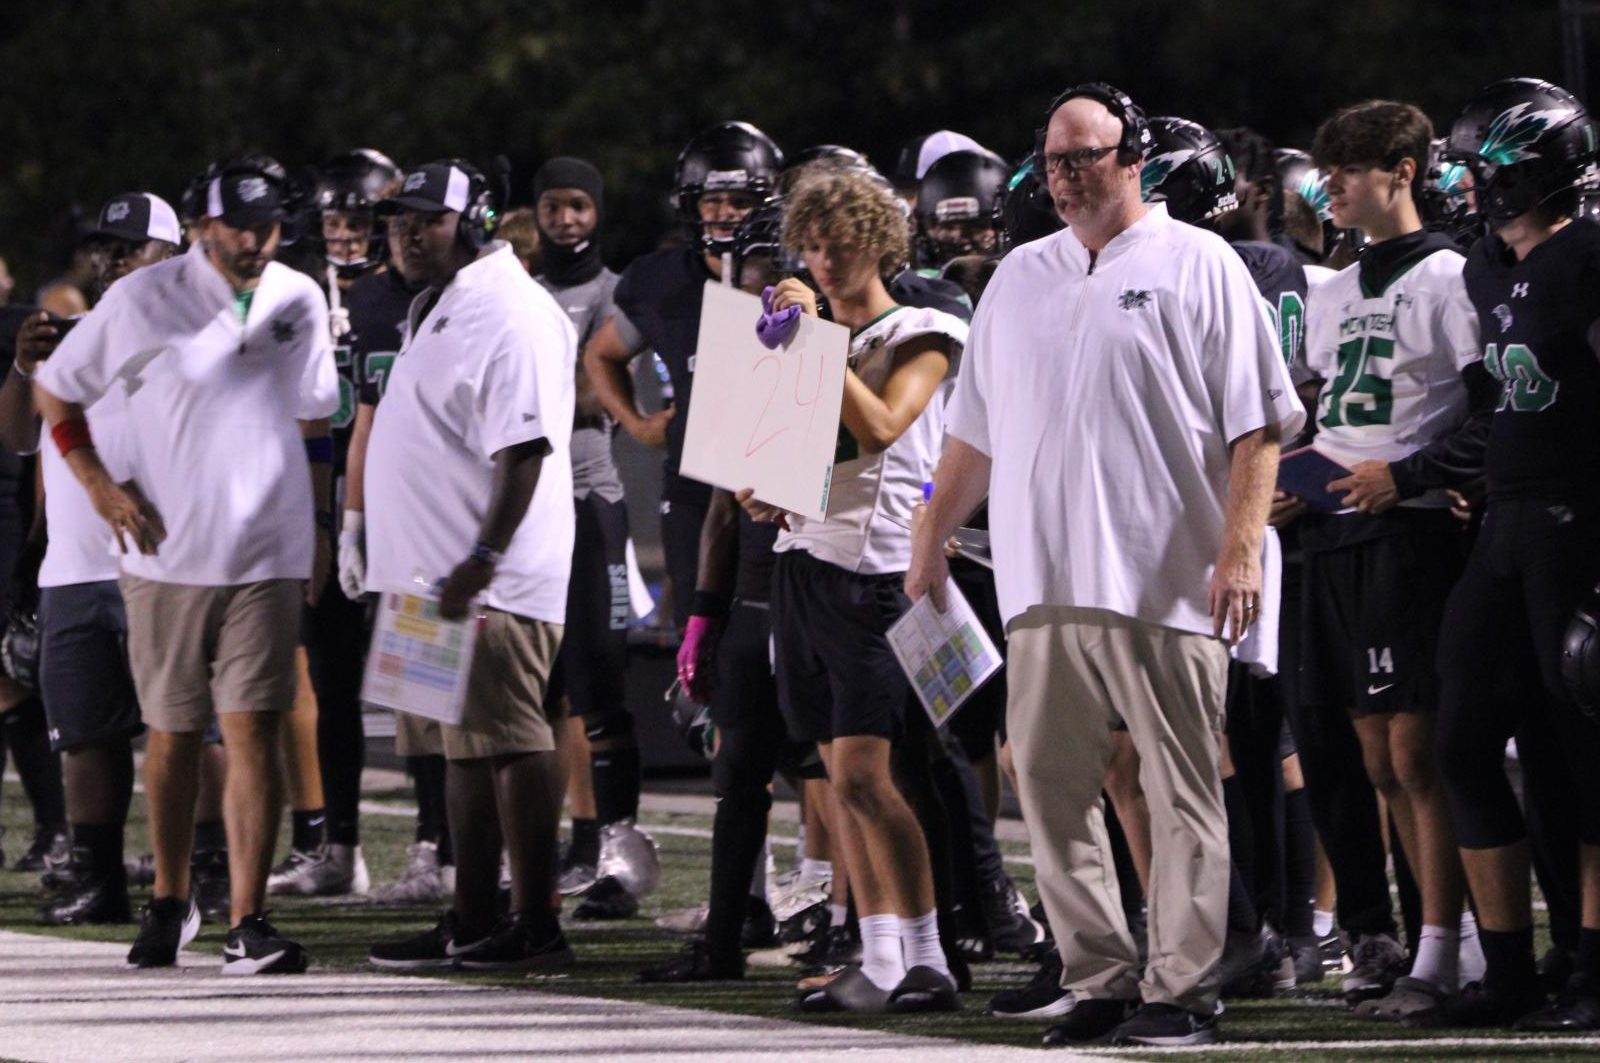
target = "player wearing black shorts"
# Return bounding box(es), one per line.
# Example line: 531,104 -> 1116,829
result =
1432,78 -> 1600,1031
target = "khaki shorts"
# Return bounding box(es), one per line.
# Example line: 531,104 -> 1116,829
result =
395,609 -> 565,761
120,575 -> 303,733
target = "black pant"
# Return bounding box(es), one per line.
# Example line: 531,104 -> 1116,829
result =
304,574 -> 369,847
660,492 -> 708,631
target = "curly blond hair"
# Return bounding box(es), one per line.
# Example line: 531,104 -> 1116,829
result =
781,168 -> 910,280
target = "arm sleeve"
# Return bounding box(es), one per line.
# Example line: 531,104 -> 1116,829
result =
295,288 -> 340,419
1207,248 -> 1306,444
942,282 -> 994,456
1388,361 -> 1496,498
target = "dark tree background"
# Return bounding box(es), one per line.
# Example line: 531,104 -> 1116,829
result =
0,0 -> 1579,290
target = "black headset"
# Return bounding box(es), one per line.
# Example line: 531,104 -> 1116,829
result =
1033,81 -> 1153,166
444,158 -> 498,250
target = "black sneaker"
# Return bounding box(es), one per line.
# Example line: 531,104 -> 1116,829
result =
1515,973 -> 1600,1032
1342,932 -> 1407,1004
222,913 -> 309,975
1539,946 -> 1577,996
1220,925 -> 1292,998
638,937 -> 744,983
1108,1001 -> 1219,1046
15,828 -> 69,873
455,911 -> 575,971
38,860 -> 130,926
1042,997 -> 1138,1045
191,849 -> 231,924
1416,979 -> 1546,1028
127,897 -> 200,968
1288,934 -> 1327,984
572,875 -> 638,920
983,877 -> 1050,955
988,949 -> 1075,1019
797,925 -> 862,971
742,896 -> 778,949
370,910 -> 488,970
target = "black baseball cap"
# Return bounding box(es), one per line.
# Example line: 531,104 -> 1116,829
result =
204,170 -> 287,227
92,193 -> 183,245
377,161 -> 480,215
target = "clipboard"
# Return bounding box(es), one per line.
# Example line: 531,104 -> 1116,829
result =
360,589 -> 479,725
1277,445 -> 1352,513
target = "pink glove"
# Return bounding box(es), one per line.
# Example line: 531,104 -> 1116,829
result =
756,285 -> 802,349
677,615 -> 721,704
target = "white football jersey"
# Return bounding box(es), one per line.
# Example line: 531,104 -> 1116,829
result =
1304,248 -> 1480,507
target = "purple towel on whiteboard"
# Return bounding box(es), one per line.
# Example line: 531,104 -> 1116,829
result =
756,286 -> 802,349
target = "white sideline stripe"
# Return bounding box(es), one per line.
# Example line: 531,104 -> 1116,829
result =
0,930 -> 1069,1062
357,796 -> 1039,867
1073,1036 -> 1600,1055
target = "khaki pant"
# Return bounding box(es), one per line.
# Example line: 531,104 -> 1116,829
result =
395,609 -> 564,761
1006,604 -> 1229,1013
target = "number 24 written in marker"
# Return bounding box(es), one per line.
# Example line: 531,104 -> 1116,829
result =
744,347 -> 826,458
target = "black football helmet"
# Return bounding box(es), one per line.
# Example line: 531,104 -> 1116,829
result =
1421,138 -> 1480,247
1444,78 -> 1599,223
1274,149 -> 1332,223
1139,117 -> 1239,226
914,150 -> 1008,267
998,155 -> 1063,252
730,198 -> 805,291
777,143 -> 877,195
673,121 -> 783,253
312,148 -> 403,276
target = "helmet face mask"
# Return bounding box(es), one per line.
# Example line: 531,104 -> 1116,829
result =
914,150 -> 1007,268
313,148 -> 402,276
673,121 -> 783,253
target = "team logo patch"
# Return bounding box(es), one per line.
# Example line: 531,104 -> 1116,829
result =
1296,170 -> 1333,222
1118,288 -> 1152,310
236,177 -> 269,203
1492,304 -> 1514,332
271,319 -> 297,344
403,172 -> 428,192
431,316 -> 450,334
1480,103 -> 1568,166
106,201 -> 132,223
934,196 -> 981,222
1138,150 -> 1196,199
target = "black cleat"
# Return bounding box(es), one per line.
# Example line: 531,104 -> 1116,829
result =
638,937 -> 744,983
572,875 -> 639,920
1042,996 -> 1138,1045
1516,973 -> 1600,1032
38,865 -> 131,926
15,828 -> 69,873
191,849 -> 231,924
223,913 -> 309,975
127,897 -> 200,968
1342,932 -> 1406,1004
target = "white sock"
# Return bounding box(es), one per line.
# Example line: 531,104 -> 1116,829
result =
1409,924 -> 1460,991
859,913 -> 906,990
749,841 -> 770,903
899,910 -> 950,978
800,858 -> 832,886
1313,909 -> 1335,937
794,823 -> 807,867
830,903 -> 848,927
1457,910 -> 1486,988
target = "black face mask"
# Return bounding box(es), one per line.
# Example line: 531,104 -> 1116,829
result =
538,229 -> 603,287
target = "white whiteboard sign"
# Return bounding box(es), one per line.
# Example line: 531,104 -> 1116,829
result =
679,283 -> 849,521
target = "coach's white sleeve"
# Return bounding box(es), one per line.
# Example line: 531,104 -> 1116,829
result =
295,286 -> 340,420
478,322 -> 554,459
33,283 -> 132,408
943,289 -> 993,457
1204,249 -> 1306,445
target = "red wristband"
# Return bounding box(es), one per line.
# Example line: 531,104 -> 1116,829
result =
51,417 -> 94,458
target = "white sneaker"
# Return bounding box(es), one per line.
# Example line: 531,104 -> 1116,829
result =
368,842 -> 450,906
334,844 -> 370,895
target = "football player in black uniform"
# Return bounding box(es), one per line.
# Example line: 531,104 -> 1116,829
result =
913,151 -> 1009,270
585,121 -> 783,636
268,149 -> 401,898
1432,77 -> 1600,1031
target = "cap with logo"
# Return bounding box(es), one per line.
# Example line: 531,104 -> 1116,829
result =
377,162 -> 481,215
205,171 -> 287,227
93,192 -> 183,245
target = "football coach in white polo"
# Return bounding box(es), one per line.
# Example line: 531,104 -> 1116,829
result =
906,83 -> 1304,1047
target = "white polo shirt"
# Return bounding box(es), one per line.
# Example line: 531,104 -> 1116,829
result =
37,388 -> 129,588
35,243 -> 338,586
946,203 -> 1306,636
364,243 -> 577,623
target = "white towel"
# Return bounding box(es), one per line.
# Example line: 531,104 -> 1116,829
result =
1231,525 -> 1282,677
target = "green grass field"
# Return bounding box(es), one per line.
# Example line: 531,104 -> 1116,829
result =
1,776 -> 1595,1061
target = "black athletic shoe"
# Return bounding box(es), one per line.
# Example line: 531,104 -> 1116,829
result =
370,910 -> 488,970
1516,973 -> 1600,1032
638,937 -> 744,983
1342,932 -> 1406,1004
38,866 -> 131,926
1041,997 -> 1138,1045
1539,946 -> 1577,996
1108,1001 -> 1219,1046
15,828 -> 69,873
1416,979 -> 1546,1028
983,877 -> 1049,955
742,897 -> 778,949
796,925 -> 862,971
1288,934 -> 1327,985
223,913 -> 309,975
191,849 -> 231,924
988,949 -> 1075,1020
1220,925 -> 1292,998
572,875 -> 638,920
455,911 -> 575,971
127,897 -> 200,968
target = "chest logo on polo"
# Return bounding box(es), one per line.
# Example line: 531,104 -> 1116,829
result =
431,316 -> 450,334
1492,304 -> 1514,332
270,318 -> 297,344
1117,289 -> 1152,310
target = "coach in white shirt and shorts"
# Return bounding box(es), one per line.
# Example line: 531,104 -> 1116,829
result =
907,84 -> 1304,1047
